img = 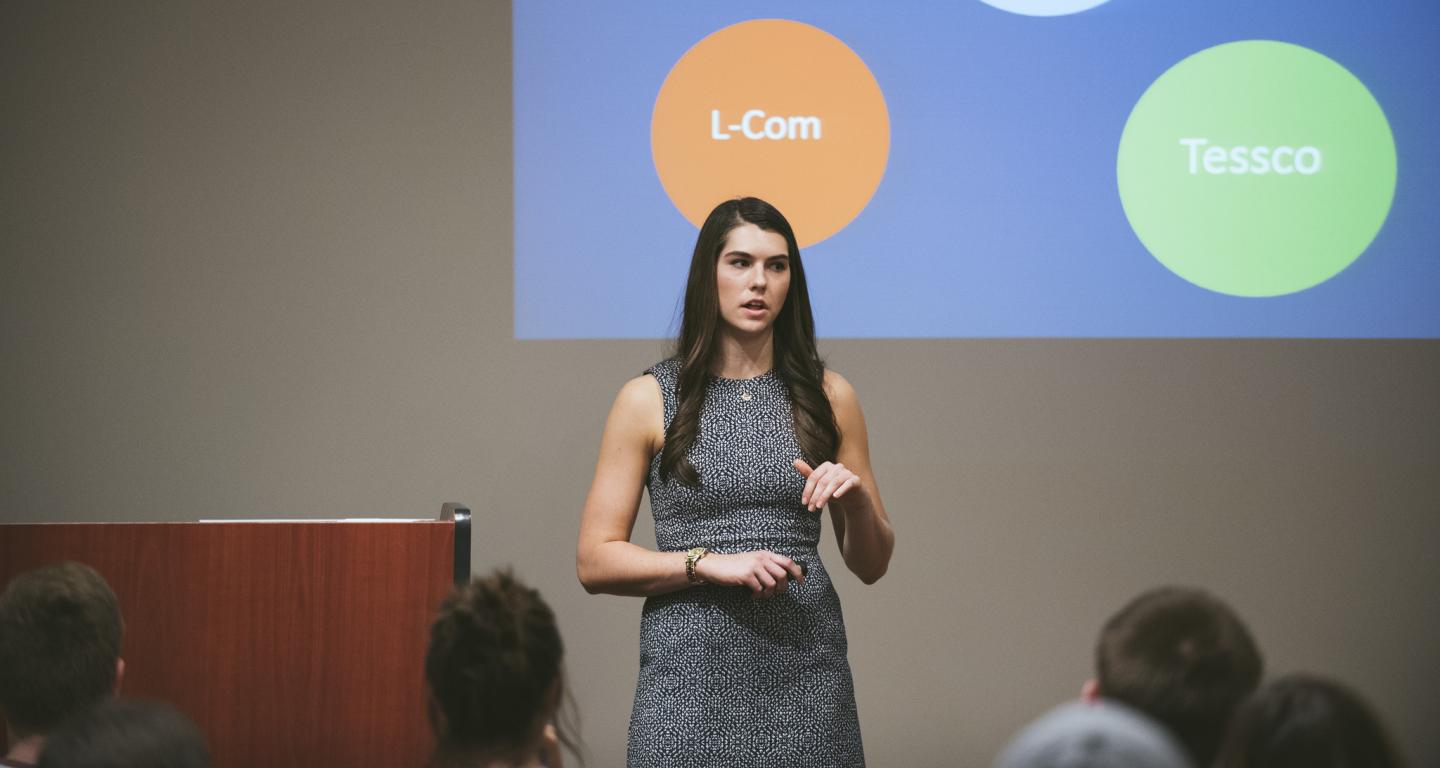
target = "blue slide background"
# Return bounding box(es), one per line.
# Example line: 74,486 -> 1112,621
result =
514,1 -> 1440,338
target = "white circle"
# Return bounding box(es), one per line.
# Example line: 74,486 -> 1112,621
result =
977,0 -> 1112,17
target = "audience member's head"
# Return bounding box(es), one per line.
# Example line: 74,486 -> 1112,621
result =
425,569 -> 575,768
0,562 -> 124,754
995,700 -> 1193,768
1086,586 -> 1262,767
35,699 -> 210,768
1214,674 -> 1404,768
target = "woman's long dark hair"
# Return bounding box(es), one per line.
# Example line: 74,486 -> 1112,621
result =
660,197 -> 840,486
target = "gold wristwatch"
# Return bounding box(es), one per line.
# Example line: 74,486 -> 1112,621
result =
685,547 -> 709,585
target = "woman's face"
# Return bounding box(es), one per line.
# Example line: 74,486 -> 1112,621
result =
715,223 -> 791,337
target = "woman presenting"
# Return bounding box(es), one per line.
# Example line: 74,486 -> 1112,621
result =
577,197 -> 894,767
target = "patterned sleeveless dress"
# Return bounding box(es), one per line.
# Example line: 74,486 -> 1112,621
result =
627,359 -> 864,767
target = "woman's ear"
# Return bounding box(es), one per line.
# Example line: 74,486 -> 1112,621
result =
539,679 -> 566,768
1080,678 -> 1101,703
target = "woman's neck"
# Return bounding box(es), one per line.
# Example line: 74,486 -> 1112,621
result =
711,329 -> 774,378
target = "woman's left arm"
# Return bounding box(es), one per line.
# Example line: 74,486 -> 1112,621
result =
793,371 -> 894,584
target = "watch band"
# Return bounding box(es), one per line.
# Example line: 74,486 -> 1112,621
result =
685,546 -> 709,585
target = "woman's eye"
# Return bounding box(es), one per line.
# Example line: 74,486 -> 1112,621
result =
731,259 -> 750,268
769,262 -> 788,272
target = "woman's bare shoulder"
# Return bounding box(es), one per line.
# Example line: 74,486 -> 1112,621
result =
822,368 -> 858,406
610,374 -> 664,447
618,372 -> 663,402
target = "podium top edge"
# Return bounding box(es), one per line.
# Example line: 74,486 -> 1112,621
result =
1,519 -> 449,526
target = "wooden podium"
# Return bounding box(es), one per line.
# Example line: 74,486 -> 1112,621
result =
0,505 -> 471,767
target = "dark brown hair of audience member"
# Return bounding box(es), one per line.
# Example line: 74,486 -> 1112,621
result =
0,562 -> 123,737
1096,586 -> 1263,767
36,699 -> 210,768
425,569 -> 579,767
1215,674 -> 1405,768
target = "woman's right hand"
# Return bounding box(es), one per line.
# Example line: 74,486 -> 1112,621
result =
693,551 -> 804,598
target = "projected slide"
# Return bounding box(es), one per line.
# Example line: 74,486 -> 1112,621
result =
514,1 -> 1439,338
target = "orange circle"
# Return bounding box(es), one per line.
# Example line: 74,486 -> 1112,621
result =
651,19 -> 890,248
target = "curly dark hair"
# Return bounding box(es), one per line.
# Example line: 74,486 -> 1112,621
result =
425,569 -> 577,766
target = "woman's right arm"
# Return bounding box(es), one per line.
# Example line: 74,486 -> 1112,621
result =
576,375 -> 693,596
576,375 -> 803,598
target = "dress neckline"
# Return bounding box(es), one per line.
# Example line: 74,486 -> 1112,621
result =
710,368 -> 776,383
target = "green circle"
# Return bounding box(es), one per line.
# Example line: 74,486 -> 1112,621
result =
1117,41 -> 1396,297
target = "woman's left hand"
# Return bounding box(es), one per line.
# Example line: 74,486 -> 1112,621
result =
793,459 -> 866,512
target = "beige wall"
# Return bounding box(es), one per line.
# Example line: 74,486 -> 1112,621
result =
2,2 -> 1437,765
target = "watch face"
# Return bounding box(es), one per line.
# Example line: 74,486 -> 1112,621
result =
685,548 -> 706,583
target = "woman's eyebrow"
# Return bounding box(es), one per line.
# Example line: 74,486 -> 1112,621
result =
721,250 -> 788,260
